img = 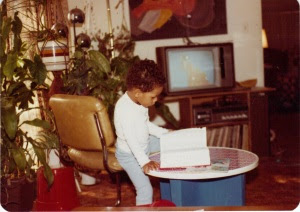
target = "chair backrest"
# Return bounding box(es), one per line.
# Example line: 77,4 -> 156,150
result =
49,94 -> 115,150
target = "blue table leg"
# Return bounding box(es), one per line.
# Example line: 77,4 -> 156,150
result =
160,174 -> 245,206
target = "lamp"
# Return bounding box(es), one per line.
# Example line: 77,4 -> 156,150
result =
262,29 -> 268,48
68,7 -> 91,50
75,33 -> 91,50
68,8 -> 85,46
106,0 -> 115,58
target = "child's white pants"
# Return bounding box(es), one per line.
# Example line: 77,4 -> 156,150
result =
115,135 -> 160,206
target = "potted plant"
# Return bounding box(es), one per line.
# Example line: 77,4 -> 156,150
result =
62,27 -> 179,129
1,9 -> 59,211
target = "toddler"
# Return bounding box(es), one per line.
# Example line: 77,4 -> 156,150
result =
114,59 -> 169,205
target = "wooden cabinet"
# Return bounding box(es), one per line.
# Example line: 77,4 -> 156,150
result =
162,87 -> 274,156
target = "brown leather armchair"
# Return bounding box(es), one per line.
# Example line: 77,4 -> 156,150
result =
49,94 -> 124,206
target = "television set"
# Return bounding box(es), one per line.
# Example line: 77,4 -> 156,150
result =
156,43 -> 235,96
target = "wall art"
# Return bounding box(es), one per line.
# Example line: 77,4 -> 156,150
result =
129,0 -> 227,41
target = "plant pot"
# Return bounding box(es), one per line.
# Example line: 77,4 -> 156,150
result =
34,166 -> 80,211
38,39 -> 69,71
1,176 -> 36,211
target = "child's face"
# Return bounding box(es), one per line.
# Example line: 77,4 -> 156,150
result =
137,86 -> 163,108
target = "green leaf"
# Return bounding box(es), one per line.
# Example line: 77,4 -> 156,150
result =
8,159 -> 17,174
86,60 -> 105,79
23,58 -> 34,71
33,54 -> 47,84
38,131 -> 59,149
7,81 -> 25,96
43,164 -> 54,188
21,118 -> 51,129
11,148 -> 27,171
105,77 -> 120,90
111,57 -> 130,76
88,50 -> 111,73
32,145 -> 46,165
24,56 -> 47,85
32,145 -> 54,187
73,50 -> 84,59
3,52 -> 18,80
13,36 -> 22,52
18,94 -> 35,110
13,86 -> 35,110
12,12 -> 22,35
1,98 -> 18,139
17,57 -> 25,68
11,13 -> 23,52
155,102 -> 180,129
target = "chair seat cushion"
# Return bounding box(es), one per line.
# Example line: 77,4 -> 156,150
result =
68,147 -> 123,172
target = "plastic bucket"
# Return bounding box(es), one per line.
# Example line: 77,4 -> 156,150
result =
34,166 -> 80,211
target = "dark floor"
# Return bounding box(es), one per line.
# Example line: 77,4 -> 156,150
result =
77,112 -> 300,210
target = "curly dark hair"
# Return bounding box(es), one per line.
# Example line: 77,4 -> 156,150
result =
126,59 -> 166,92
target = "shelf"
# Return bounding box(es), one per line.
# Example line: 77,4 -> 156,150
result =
163,86 -> 275,102
193,120 -> 249,128
161,87 -> 273,156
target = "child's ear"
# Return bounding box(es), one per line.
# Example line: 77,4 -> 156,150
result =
134,88 -> 142,98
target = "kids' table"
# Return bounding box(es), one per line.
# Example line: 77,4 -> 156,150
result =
148,147 -> 259,206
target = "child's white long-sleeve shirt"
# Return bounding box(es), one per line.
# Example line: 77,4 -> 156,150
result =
114,92 -> 169,168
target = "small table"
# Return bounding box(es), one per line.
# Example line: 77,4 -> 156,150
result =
148,147 -> 258,206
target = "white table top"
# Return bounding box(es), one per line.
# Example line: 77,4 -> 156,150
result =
148,147 -> 259,180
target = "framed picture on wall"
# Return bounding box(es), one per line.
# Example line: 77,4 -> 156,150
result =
129,0 -> 227,41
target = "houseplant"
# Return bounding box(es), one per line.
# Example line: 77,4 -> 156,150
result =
1,9 -> 59,211
62,27 -> 179,129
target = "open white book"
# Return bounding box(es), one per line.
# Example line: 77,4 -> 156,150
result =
160,128 -> 210,168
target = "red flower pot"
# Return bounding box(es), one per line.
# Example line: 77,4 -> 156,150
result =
34,166 -> 80,211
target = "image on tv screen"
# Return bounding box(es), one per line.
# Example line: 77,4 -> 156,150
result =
167,49 -> 215,91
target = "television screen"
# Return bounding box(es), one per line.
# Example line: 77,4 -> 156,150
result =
156,43 -> 235,95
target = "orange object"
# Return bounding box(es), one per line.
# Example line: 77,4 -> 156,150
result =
34,167 -> 80,211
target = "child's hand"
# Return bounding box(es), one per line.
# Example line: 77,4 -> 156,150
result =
143,161 -> 160,173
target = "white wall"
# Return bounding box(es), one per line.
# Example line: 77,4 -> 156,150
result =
67,0 -> 264,85
68,0 -> 264,124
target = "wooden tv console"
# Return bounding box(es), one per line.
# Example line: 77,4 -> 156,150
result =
162,87 -> 275,156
